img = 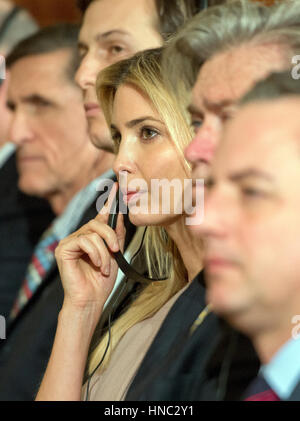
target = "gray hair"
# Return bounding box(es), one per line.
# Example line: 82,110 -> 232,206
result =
240,70 -> 300,105
6,24 -> 80,82
163,0 -> 300,95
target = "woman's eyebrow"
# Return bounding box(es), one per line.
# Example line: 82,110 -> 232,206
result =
111,117 -> 164,132
125,117 -> 163,128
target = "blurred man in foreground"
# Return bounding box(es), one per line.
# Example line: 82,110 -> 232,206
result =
199,71 -> 300,401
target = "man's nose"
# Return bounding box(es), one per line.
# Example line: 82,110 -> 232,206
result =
197,186 -> 231,240
9,111 -> 33,146
75,54 -> 99,91
185,124 -> 218,165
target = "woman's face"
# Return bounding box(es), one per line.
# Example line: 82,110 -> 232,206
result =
112,83 -> 190,226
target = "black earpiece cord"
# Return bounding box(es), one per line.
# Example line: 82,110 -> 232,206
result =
84,279 -> 127,401
84,223 -> 150,401
85,192 -> 170,400
106,192 -> 167,283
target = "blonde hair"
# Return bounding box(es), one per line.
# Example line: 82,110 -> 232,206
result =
87,48 -> 193,375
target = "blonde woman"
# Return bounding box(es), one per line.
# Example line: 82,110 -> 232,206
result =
36,48 -> 204,401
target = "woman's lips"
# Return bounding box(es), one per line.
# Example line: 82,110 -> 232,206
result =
122,190 -> 146,205
84,103 -> 101,117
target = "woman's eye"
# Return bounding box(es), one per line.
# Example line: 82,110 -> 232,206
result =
141,127 -> 159,140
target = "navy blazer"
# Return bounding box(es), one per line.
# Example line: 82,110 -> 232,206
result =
0,154 -> 54,319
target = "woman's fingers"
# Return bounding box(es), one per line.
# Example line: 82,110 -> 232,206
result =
84,232 -> 111,276
95,181 -> 126,251
115,212 -> 126,252
56,232 -> 112,276
56,216 -> 122,268
86,219 -> 120,252
98,181 -> 118,221
75,235 -> 103,269
56,181 -> 127,277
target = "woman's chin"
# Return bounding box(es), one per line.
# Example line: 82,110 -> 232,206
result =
128,211 -> 176,227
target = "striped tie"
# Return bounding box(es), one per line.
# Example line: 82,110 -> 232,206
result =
243,375 -> 280,401
10,225 -> 59,320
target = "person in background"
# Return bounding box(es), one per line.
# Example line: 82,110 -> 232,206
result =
0,24 -> 114,401
75,0 -> 201,152
198,70 -> 300,401
165,0 -> 295,197
0,2 -> 53,321
0,0 -> 38,145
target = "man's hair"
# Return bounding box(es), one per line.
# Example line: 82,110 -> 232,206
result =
163,0 -> 300,95
240,71 -> 300,105
6,23 -> 80,81
76,0 -> 226,41
76,0 -> 91,11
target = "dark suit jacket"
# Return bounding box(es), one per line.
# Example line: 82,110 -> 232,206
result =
0,200 -> 97,401
0,184 -> 136,401
0,154 -> 54,319
125,272 -> 260,401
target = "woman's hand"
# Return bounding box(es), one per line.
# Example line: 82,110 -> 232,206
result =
36,186 -> 125,401
55,184 -> 126,316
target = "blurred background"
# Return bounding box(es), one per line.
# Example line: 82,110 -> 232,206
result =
11,0 -> 80,26
11,0 -> 276,27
